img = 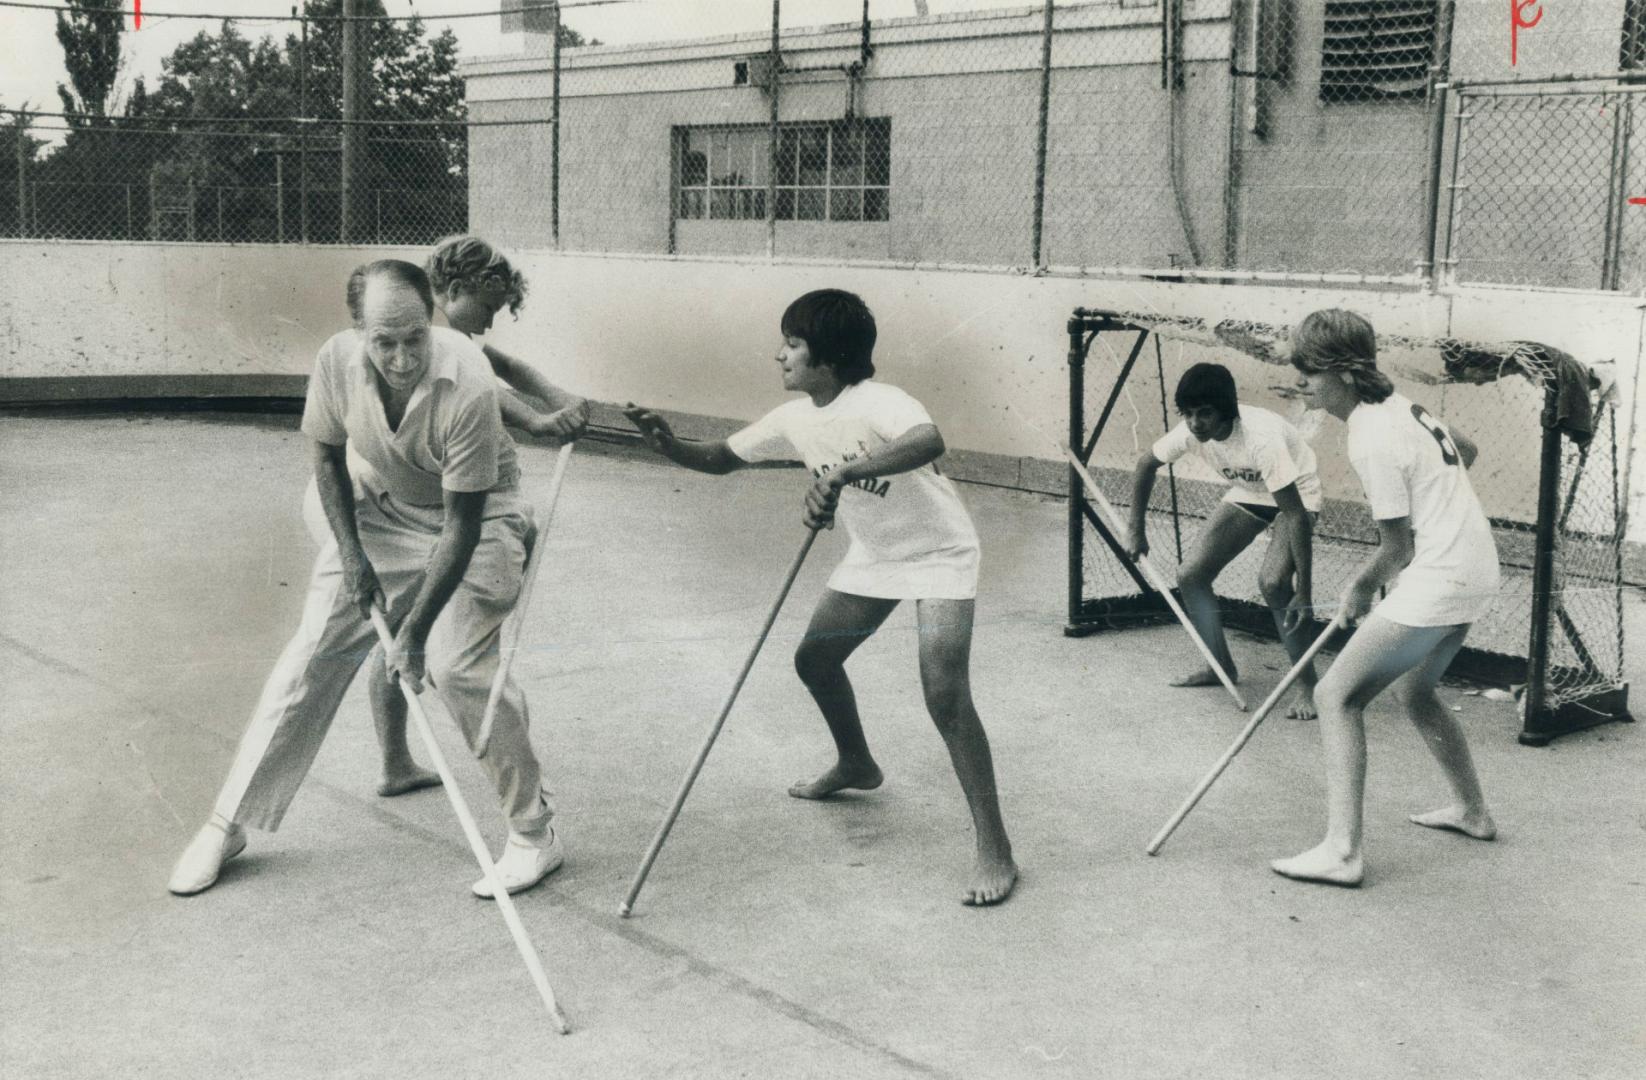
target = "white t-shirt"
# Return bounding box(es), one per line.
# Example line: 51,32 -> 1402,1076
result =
1152,404 -> 1323,511
726,380 -> 981,600
1346,392 -> 1501,627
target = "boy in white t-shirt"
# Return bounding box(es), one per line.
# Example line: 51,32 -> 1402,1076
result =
622,289 -> 1017,907
1124,363 -> 1322,719
1273,309 -> 1498,888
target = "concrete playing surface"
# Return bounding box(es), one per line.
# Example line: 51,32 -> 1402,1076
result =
3,413 -> 1643,1079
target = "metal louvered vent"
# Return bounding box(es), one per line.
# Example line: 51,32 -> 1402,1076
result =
1623,0 -> 1646,70
1320,0 -> 1436,103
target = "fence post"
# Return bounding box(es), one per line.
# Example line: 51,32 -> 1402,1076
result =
217,186 -> 224,241
767,0 -> 781,259
1418,81 -> 1449,290
275,152 -> 285,242
298,2 -> 310,244
1438,85 -> 1468,289
551,0 -> 561,248
126,183 -> 133,239
1031,0 -> 1053,268
376,189 -> 382,244
15,120 -> 26,239
1600,96 -> 1629,291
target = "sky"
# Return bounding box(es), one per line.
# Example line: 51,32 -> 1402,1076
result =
0,0 -> 1032,118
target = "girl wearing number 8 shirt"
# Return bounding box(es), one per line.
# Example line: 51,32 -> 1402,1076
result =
1272,309 -> 1499,888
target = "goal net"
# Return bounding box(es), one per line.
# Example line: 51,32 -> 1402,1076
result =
1064,306 -> 1629,745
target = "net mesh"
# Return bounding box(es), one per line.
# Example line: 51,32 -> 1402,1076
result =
1069,306 -> 1626,716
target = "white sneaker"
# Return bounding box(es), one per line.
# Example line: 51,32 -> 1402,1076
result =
471,828 -> 564,899
168,819 -> 247,896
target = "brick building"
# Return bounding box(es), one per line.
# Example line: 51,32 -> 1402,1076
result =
463,0 -> 1644,289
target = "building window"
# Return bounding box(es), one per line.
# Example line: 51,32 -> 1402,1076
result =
676,119 -> 890,223
1319,1 -> 1436,103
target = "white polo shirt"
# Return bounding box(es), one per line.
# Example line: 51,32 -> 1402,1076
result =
301,326 -> 520,508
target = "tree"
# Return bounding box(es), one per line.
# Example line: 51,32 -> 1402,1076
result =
1,107 -> 47,236
559,25 -> 600,49
30,0 -> 591,242
33,0 -> 477,241
132,2 -> 469,188
54,0 -> 124,127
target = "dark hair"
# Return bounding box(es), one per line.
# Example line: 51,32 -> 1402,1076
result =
1174,362 -> 1239,422
346,259 -> 435,323
780,289 -> 877,384
1290,308 -> 1394,404
425,235 -> 528,315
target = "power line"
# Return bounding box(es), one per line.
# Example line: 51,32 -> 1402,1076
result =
0,1 -> 629,23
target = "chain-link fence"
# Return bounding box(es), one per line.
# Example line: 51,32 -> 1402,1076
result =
5,1 -> 1645,291
1443,82 -> 1646,291
468,0 -> 1646,289
1,0 -> 532,246
1063,307 -> 1628,740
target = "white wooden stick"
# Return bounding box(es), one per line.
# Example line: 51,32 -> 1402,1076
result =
1059,446 -> 1248,711
369,607 -> 571,1035
1145,616 -> 1341,856
620,528 -> 819,918
476,441 -> 575,756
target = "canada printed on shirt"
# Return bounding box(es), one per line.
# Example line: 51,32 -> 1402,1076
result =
814,440 -> 892,498
722,380 -> 981,570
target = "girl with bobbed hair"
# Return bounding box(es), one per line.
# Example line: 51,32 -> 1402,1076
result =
1274,309 -> 1499,888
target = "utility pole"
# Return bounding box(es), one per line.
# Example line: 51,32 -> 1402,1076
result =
298,3 -> 309,243
340,0 -> 370,242
15,121 -> 27,239
551,1 -> 561,247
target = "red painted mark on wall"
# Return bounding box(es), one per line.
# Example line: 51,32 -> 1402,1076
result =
1511,0 -> 1543,66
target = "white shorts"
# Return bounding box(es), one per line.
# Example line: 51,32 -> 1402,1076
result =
828,540 -> 980,601
1375,567 -> 1499,628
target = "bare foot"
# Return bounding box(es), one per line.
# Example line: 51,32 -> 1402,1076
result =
787,761 -> 883,800
1170,665 -> 1236,689
962,850 -> 1019,907
378,766 -> 442,798
1409,806 -> 1496,840
1285,686 -> 1319,721
1270,842 -> 1363,887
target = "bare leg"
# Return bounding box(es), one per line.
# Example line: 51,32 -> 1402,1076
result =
1169,504 -> 1266,688
788,590 -> 899,800
368,645 -> 441,797
1395,627 -> 1496,840
1257,533 -> 1318,721
1271,615 -> 1464,886
917,599 -> 1018,907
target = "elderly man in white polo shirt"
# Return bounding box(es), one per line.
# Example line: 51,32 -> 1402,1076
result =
170,259 -> 559,899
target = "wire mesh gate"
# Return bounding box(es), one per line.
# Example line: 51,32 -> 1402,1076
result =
1444,81 -> 1646,292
